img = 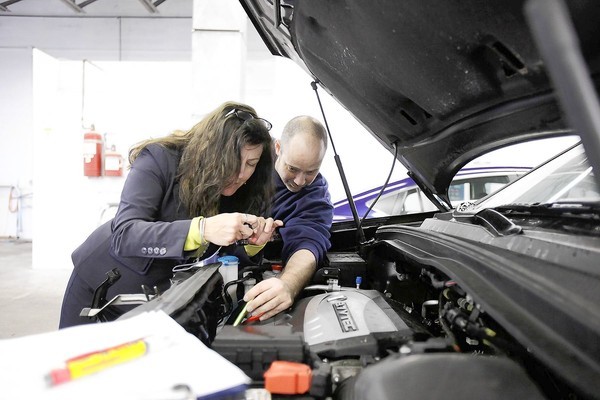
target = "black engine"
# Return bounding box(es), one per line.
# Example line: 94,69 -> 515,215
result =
113,244 -> 572,399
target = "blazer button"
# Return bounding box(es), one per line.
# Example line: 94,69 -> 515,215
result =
141,247 -> 147,255
160,247 -> 167,255
148,247 -> 154,255
154,247 -> 160,255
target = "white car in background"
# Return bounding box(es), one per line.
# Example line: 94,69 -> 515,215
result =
333,167 -> 530,221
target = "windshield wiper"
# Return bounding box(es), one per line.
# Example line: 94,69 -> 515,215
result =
495,202 -> 600,219
474,208 -> 523,236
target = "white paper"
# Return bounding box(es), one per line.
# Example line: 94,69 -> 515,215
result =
0,310 -> 250,400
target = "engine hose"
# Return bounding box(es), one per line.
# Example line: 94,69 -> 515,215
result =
221,275 -> 255,317
304,283 -> 346,292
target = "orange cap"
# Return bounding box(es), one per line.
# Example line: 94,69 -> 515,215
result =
272,264 -> 283,273
264,361 -> 312,395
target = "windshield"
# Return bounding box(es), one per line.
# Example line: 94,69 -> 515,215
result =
474,143 -> 600,210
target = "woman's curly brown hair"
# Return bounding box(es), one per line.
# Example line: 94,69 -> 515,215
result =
128,101 -> 274,218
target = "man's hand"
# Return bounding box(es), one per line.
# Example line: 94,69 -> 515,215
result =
246,217 -> 284,246
243,249 -> 317,321
243,278 -> 294,321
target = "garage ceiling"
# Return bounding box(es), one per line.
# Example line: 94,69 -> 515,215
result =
0,0 -> 191,17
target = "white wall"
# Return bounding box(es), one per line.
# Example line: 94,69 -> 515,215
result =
0,48 -> 34,239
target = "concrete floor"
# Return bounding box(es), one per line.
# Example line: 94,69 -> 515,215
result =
0,239 -> 72,339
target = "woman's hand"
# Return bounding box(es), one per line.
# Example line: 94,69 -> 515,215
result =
202,213 -> 282,246
203,212 -> 253,246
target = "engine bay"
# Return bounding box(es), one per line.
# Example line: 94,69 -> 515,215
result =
109,220 -> 595,399
124,243 -> 577,398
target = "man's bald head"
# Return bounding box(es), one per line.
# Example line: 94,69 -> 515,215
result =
275,116 -> 328,192
279,116 -> 327,151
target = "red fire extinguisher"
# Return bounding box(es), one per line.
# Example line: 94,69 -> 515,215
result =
104,145 -> 124,177
83,130 -> 103,177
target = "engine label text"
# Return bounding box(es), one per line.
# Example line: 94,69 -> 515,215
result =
333,301 -> 358,332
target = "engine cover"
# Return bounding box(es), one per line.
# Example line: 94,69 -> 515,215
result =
291,289 -> 412,357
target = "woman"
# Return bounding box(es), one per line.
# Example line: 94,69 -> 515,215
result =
59,101 -> 282,328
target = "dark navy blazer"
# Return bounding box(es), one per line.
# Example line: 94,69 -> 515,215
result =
70,144 -> 194,297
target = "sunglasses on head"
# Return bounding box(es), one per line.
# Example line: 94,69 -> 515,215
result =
225,108 -> 273,131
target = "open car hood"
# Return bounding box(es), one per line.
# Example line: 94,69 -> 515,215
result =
240,0 -> 600,206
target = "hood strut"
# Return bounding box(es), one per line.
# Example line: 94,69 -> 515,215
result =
311,80 -> 367,246
525,0 -> 600,191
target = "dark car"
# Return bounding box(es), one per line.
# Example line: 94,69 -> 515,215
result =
116,1 -> 600,399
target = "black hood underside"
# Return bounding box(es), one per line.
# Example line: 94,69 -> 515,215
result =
241,0 -> 600,203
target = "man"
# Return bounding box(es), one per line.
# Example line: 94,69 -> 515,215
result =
243,115 -> 333,321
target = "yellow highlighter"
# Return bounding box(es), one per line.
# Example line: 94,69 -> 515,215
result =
47,338 -> 148,386
233,303 -> 249,327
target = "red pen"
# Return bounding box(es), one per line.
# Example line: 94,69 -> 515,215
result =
244,313 -> 264,324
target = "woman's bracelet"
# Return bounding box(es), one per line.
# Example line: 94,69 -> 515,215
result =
199,216 -> 209,246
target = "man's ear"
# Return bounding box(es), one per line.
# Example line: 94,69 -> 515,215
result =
274,139 -> 282,156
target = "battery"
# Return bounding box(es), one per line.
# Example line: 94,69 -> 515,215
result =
211,325 -> 305,381
320,252 -> 367,288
